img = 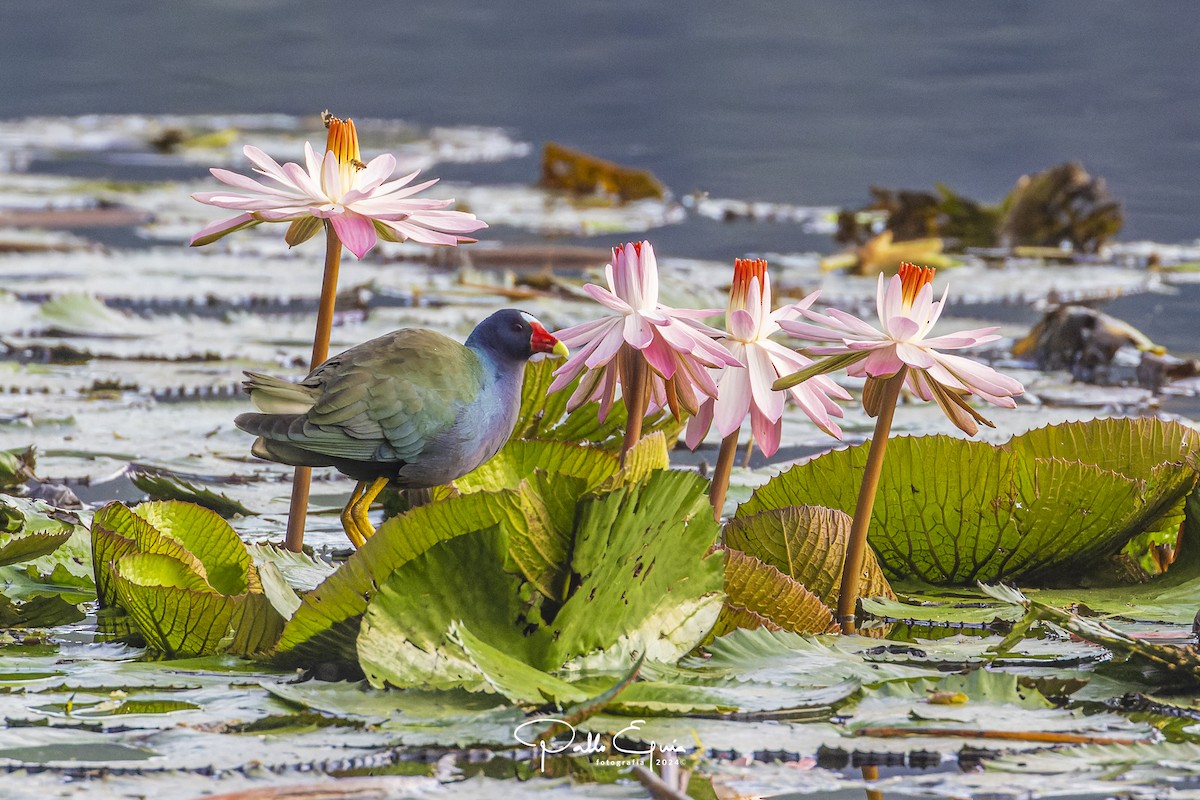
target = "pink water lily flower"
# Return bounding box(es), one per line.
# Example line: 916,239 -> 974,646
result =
190,115 -> 486,258
777,262 -> 1024,435
550,241 -> 741,421
686,259 -> 849,456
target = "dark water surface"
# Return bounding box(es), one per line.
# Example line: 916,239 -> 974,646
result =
6,3 -> 1200,244
3,3 -> 1198,362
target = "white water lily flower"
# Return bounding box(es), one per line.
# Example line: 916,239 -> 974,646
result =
549,241 -> 741,420
777,262 -> 1024,435
685,259 -> 848,456
190,116 -> 486,258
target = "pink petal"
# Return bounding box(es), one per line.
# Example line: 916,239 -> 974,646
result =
243,145 -> 297,187
679,352 -> 720,398
932,352 -> 1025,399
684,400 -> 714,450
713,368 -> 752,437
303,142 -> 322,178
728,308 -> 758,342
556,316 -> 620,349
372,170 -> 431,198
189,213 -> 260,246
895,341 -> 937,369
790,387 -> 844,439
320,152 -> 342,199
907,282 -> 935,329
329,212 -> 377,259
747,345 -> 785,423
584,323 -> 627,369
905,369 -> 936,401
549,357 -> 588,394
750,407 -> 782,457
623,313 -> 654,349
279,161 -> 321,199
596,366 -> 619,422
778,318 -> 843,343
886,315 -> 922,342
640,332 -> 679,379
924,285 -> 951,332
566,363 -> 607,411
209,167 -> 279,196
824,307 -> 887,339
878,273 -> 904,322
355,154 -> 398,193
583,283 -> 633,314
640,242 -> 659,304
919,331 -> 999,349
861,346 -> 905,377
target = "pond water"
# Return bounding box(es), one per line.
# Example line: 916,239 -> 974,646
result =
2,7 -> 1200,800
5,3 -> 1200,246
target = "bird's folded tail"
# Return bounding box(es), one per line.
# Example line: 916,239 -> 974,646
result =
243,371 -> 320,415
237,411 -> 325,467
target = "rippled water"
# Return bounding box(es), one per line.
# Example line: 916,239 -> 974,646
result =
5,3 -> 1199,240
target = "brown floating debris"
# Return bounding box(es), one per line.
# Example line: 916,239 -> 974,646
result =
836,161 -> 1123,254
539,141 -> 666,201
1013,304 -> 1165,384
1137,351 -> 1200,392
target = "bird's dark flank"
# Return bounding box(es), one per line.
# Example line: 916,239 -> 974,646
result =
235,309 -> 567,547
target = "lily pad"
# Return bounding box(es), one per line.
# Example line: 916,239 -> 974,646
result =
738,419 -> 1200,585
356,470 -> 723,692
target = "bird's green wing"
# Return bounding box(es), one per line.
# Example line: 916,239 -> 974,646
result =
292,329 -> 484,463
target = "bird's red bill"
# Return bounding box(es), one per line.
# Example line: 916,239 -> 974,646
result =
530,322 -> 568,357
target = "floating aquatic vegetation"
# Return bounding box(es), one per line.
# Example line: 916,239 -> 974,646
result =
740,418 -> 1199,585
1013,304 -> 1165,383
820,229 -> 958,275
986,583 -> 1200,690
127,469 -> 254,518
0,445 -> 36,490
280,469 -> 724,688
539,142 -> 666,201
0,113 -> 529,170
682,192 -> 840,233
0,494 -> 84,567
90,500 -> 287,657
837,161 -> 1124,254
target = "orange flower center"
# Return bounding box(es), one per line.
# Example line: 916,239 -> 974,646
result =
323,112 -> 364,189
898,262 -> 935,309
731,258 -> 768,304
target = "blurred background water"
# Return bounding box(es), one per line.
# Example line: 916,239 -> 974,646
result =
3,1 -> 1198,355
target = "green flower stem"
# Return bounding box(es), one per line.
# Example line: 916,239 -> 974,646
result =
837,369 -> 906,633
284,223 -> 343,552
619,347 -> 651,467
709,431 -> 740,521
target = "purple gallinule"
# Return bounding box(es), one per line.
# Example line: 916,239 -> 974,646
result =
236,309 -> 568,546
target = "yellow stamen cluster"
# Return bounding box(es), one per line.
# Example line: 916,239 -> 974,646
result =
898,262 -> 935,309
322,111 -> 364,186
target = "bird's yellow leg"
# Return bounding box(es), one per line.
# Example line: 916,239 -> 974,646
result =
340,481 -> 368,549
349,476 -> 390,545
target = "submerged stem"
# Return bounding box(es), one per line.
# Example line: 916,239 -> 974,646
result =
837,369 -> 906,633
709,431 -> 740,521
284,223 -> 343,553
